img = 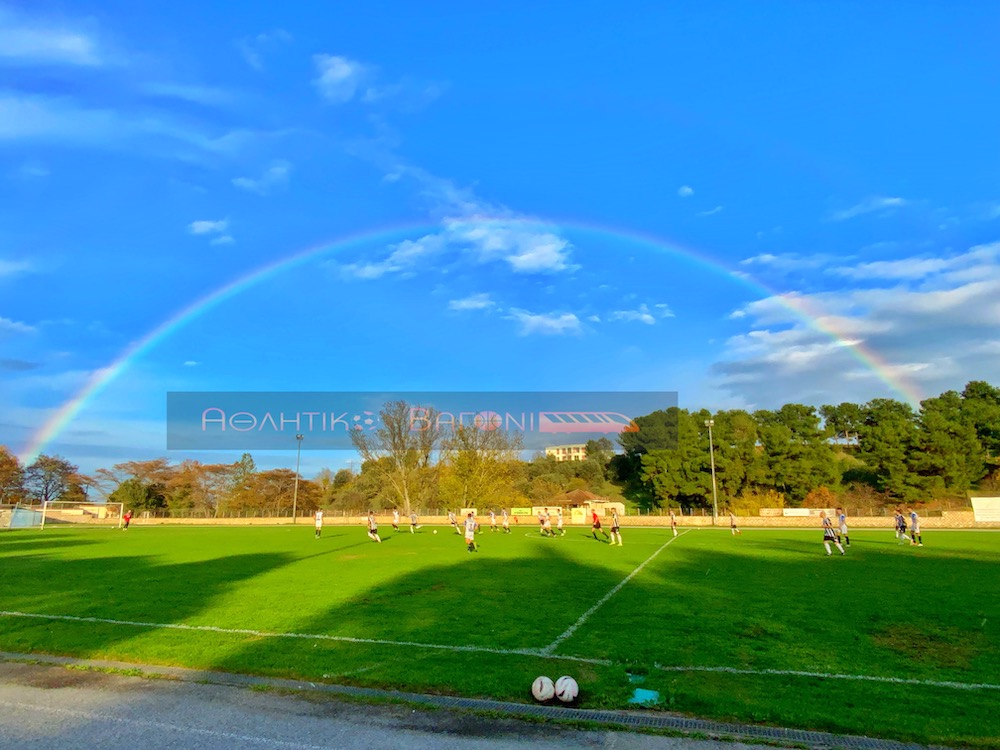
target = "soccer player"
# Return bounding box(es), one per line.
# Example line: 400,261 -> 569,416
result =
542,508 -> 554,538
895,509 -> 908,544
821,510 -> 845,556
670,508 -> 678,537
836,507 -> 850,548
366,511 -> 382,543
591,509 -> 609,541
489,509 -> 498,532
502,508 -> 511,533
314,509 -> 324,539
538,509 -> 547,535
448,511 -> 460,534
392,509 -> 400,531
464,512 -> 478,553
729,511 -> 742,536
410,511 -> 419,534
557,508 -> 565,536
609,509 -> 623,546
122,509 -> 132,530
909,508 -> 923,547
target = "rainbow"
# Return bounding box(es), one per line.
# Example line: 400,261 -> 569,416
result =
19,218 -> 922,463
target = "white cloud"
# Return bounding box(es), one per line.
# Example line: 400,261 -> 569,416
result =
696,205 -> 723,217
237,29 -> 292,71
210,235 -> 234,246
188,219 -> 228,235
717,242 -> 1000,405
0,10 -> 102,67
0,316 -> 36,337
445,218 -> 573,273
0,259 -> 32,277
506,309 -> 581,336
654,303 -> 675,318
338,234 -> 445,280
829,196 -> 908,221
448,293 -> 495,311
677,185 -> 693,197
587,314 -> 601,323
183,360 -> 199,367
232,161 -> 291,195
313,54 -> 369,103
610,304 -> 656,325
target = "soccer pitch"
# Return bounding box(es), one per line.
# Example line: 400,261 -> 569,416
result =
1,525 -> 997,747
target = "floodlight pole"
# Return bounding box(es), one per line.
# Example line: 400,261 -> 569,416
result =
705,419 -> 719,525
292,433 -> 304,524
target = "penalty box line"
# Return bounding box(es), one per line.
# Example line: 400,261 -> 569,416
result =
540,529 -> 692,656
2,611 -> 998,692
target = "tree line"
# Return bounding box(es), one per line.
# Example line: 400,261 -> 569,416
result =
2,382 -> 997,515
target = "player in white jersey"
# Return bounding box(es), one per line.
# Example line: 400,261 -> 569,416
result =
820,511 -> 845,556
488,509 -> 497,532
502,508 -> 510,533
448,511 -> 460,534
542,508 -> 555,537
909,509 -> 923,546
557,508 -> 565,536
670,509 -> 678,537
609,510 -> 623,546
391,509 -> 400,531
366,511 -> 382,543
464,512 -> 478,553
409,511 -> 419,533
729,511 -> 742,535
314,510 -> 324,539
836,507 -> 850,547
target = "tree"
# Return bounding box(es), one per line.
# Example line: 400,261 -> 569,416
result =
0,446 -> 25,503
440,424 -> 523,507
911,391 -> 985,493
109,477 -> 166,511
24,455 -> 78,503
961,381 -> 1000,457
350,400 -> 444,514
820,402 -> 864,445
857,399 -> 921,499
754,404 -> 838,504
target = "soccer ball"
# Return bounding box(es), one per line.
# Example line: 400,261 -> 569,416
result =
554,675 -> 579,703
433,530 -> 438,534
531,675 -> 555,702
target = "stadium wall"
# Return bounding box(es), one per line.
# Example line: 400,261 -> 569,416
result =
119,510 -> 999,529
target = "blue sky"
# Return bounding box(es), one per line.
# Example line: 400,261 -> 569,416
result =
2,1 -> 999,475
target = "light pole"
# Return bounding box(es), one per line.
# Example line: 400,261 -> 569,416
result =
705,419 -> 719,525
292,433 -> 304,524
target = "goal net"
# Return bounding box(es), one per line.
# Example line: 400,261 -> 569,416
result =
1,501 -> 125,529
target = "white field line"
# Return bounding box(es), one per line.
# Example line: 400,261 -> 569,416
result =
0,700 -> 336,750
540,529 -> 691,655
2,610 -> 997,692
653,665 -> 1000,692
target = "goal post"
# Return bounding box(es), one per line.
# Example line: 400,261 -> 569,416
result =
26,501 -> 125,529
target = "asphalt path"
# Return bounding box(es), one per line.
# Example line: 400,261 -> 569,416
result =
0,662 -> 767,750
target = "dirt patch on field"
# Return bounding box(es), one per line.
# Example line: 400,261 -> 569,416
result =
870,624 -> 983,669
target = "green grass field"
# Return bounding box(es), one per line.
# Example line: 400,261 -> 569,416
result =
1,524 -> 997,747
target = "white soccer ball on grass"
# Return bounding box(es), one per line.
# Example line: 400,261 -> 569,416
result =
531,675 -> 555,702
554,675 -> 579,703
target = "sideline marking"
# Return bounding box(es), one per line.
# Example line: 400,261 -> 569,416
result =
2,611 -> 997,691
540,529 -> 691,655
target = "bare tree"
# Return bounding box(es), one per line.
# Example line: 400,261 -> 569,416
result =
350,400 -> 444,515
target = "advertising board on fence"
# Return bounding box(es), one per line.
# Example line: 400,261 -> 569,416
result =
971,497 -> 1000,522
